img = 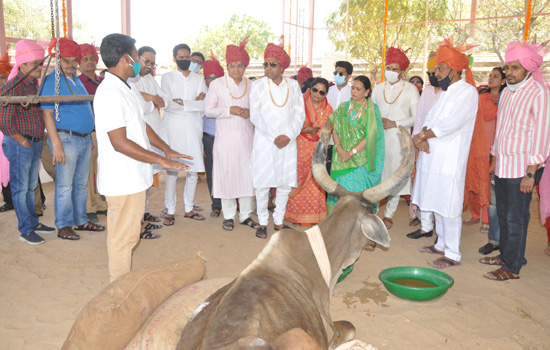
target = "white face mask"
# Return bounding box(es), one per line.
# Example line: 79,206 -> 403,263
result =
506,73 -> 530,92
385,70 -> 400,84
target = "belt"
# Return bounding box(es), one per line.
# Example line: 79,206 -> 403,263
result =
57,129 -> 89,138
22,134 -> 41,142
203,132 -> 215,138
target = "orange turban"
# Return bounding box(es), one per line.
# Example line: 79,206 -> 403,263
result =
0,46 -> 12,75
203,52 -> 224,78
435,36 -> 477,86
78,43 -> 98,63
264,36 -> 291,71
226,38 -> 250,68
386,47 -> 410,71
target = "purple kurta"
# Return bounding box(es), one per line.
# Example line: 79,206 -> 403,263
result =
204,76 -> 254,199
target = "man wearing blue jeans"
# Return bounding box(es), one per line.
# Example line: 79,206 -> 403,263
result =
0,39 -> 55,244
41,38 -> 104,240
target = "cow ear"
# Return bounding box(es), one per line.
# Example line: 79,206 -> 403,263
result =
360,214 -> 391,248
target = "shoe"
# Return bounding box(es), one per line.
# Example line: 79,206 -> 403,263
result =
19,231 -> 45,245
406,229 -> 433,239
96,209 -> 108,216
34,223 -> 55,234
478,243 -> 499,255
87,212 -> 99,223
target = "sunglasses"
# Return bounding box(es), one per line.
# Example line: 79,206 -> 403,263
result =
311,87 -> 326,96
263,62 -> 278,68
333,71 -> 346,76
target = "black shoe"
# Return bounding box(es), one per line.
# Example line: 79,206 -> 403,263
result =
478,243 -> 499,255
96,209 -> 108,216
406,229 -> 433,239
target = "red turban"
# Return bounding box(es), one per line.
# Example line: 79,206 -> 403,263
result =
297,66 -> 313,85
435,36 -> 477,87
386,47 -> 410,71
203,52 -> 224,78
59,38 -> 81,59
78,43 -> 98,63
264,36 -> 291,71
0,45 -> 12,75
226,38 -> 250,68
505,40 -> 549,87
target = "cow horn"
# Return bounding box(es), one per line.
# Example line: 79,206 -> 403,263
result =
362,126 -> 415,203
312,123 -> 350,198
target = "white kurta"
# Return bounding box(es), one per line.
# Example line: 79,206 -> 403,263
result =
249,77 -> 305,188
411,80 -> 479,218
161,70 -> 207,172
204,76 -> 254,199
129,74 -> 169,174
372,80 -> 419,196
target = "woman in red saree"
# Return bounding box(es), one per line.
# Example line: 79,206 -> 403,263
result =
285,78 -> 332,225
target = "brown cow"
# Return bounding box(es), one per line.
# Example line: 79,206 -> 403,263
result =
177,125 -> 414,349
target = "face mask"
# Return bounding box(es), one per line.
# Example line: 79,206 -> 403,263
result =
127,55 -> 141,78
176,59 -> 191,71
428,74 -> 439,87
438,70 -> 454,91
385,70 -> 400,84
334,74 -> 346,86
506,73 -> 530,92
189,62 -> 201,73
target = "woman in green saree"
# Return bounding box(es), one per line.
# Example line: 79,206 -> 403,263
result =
328,75 -> 385,213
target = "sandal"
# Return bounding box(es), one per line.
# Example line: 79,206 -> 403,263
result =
430,256 -> 461,269
241,217 -> 260,229
160,209 -> 168,218
382,217 -> 393,229
210,208 -> 221,217
140,230 -> 160,239
143,222 -> 162,230
409,217 -> 420,226
0,203 -> 14,212
479,256 -> 503,265
163,215 -> 175,226
462,217 -> 480,226
256,226 -> 268,239
184,212 -> 205,221
74,221 -> 106,232
222,219 -> 234,231
480,223 -> 489,233
419,245 -> 444,255
57,226 -> 80,240
193,205 -> 204,212
274,224 -> 291,230
144,212 -> 161,222
483,267 -> 519,281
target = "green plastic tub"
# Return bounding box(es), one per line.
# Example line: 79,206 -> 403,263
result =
379,266 -> 454,301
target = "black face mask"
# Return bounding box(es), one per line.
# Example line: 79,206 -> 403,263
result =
438,70 -> 454,91
428,74 -> 439,87
176,59 -> 191,71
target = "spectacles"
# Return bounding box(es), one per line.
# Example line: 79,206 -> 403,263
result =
140,56 -> 157,68
191,58 -> 203,65
311,87 -> 326,96
333,71 -> 347,77
263,62 -> 278,68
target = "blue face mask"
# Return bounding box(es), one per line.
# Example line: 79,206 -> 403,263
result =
189,62 -> 201,73
126,55 -> 141,77
438,70 -> 453,91
334,74 -> 346,86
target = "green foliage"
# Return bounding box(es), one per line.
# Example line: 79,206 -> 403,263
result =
190,14 -> 276,66
4,0 -> 52,40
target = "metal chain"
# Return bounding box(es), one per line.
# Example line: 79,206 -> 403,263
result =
49,0 -> 55,38
53,0 -> 61,122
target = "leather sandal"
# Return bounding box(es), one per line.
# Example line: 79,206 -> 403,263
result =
240,217 -> 260,229
222,219 -> 234,231
57,226 -> 80,240
256,226 -> 268,239
74,221 -> 105,232
483,267 -> 519,281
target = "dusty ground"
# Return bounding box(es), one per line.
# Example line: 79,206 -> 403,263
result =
1,174 -> 549,350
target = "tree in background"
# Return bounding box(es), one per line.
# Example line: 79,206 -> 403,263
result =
191,14 -> 276,66
4,0 -> 51,40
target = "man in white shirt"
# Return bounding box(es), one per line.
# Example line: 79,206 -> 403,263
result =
128,46 -> 170,237
250,40 -> 305,239
161,44 -> 207,225
95,33 -> 191,282
372,47 -> 419,230
412,37 -> 478,269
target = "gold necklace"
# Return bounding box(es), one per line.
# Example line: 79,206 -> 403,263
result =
383,81 -> 405,105
347,99 -> 367,132
225,76 -> 247,100
267,77 -> 289,108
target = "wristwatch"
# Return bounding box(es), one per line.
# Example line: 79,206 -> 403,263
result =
351,148 -> 358,155
525,172 -> 534,179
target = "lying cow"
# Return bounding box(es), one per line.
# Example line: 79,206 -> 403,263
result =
177,125 -> 414,349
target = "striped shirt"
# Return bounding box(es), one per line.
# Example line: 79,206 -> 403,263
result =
492,77 -> 550,178
0,71 -> 44,138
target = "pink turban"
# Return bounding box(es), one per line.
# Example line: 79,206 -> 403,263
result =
226,38 -> 250,68
7,40 -> 45,81
297,66 -> 313,85
203,53 -> 224,78
435,36 -> 477,87
505,40 -> 549,87
78,43 -> 98,64
264,36 -> 291,71
386,47 -> 410,71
